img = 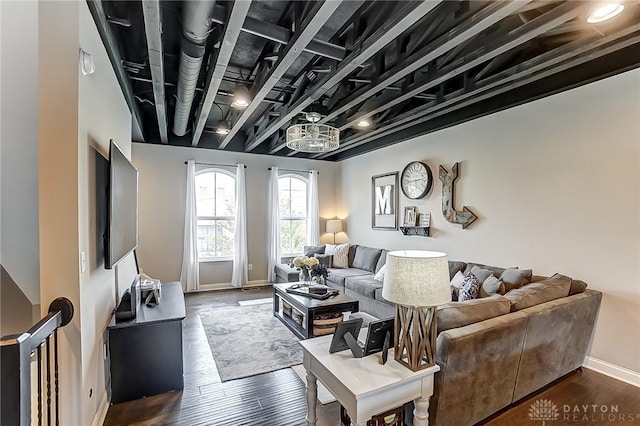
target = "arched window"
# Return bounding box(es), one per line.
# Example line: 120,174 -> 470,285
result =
195,169 -> 236,260
279,175 -> 308,255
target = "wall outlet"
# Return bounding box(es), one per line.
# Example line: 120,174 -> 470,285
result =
80,251 -> 86,273
248,264 -> 253,271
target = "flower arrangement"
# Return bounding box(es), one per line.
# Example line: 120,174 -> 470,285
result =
310,264 -> 330,284
290,256 -> 320,283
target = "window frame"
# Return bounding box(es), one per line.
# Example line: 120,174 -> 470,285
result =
278,173 -> 310,258
195,167 -> 236,262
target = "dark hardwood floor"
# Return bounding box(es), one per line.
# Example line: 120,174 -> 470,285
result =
104,287 -> 640,426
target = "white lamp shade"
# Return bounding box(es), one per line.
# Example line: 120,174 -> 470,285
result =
326,219 -> 343,234
382,250 -> 451,307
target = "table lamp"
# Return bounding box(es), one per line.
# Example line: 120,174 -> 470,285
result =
326,219 -> 343,244
382,250 -> 451,371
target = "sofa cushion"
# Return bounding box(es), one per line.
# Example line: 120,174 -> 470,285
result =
459,273 -> 481,302
274,263 -> 299,282
331,244 -> 350,268
373,264 -> 386,282
313,253 -> 332,267
470,266 -> 494,283
501,268 -> 533,292
480,275 -> 505,298
304,245 -> 325,257
352,246 -> 382,273
375,249 -> 389,273
326,268 -> 370,287
436,294 -> 511,334
463,262 -> 507,277
348,244 -> 359,267
448,261 -> 467,280
569,279 -> 588,295
374,288 -> 393,306
504,273 -> 571,312
345,275 -> 382,298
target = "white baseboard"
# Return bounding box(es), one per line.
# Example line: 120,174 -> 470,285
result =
195,280 -> 271,292
90,389 -> 109,426
583,356 -> 640,388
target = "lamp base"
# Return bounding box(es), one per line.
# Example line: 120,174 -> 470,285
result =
393,304 -> 437,371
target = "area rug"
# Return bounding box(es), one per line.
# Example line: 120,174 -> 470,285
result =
199,303 -> 302,382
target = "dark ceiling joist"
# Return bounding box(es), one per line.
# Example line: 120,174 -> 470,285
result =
320,0 -> 530,126
249,0 -> 443,154
191,1 -> 252,147
218,0 -> 344,149
210,4 -> 346,61
329,24 -> 640,158
87,0 -> 145,140
141,0 -> 168,144
324,1 -> 591,142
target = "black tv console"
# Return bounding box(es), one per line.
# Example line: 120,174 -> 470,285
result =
107,281 -> 186,403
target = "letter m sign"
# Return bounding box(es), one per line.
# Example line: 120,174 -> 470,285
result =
375,185 -> 393,215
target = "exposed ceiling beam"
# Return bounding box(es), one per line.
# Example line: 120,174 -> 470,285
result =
250,0 -> 443,154
87,0 -> 145,140
218,0 -> 344,149
328,1 -> 589,137
191,0 -> 252,146
326,24 -> 640,158
210,4 -> 346,61
319,0 -> 531,125
141,0 -> 168,144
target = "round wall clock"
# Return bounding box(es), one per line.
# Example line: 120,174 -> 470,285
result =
400,161 -> 433,199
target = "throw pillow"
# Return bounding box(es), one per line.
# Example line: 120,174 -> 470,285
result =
569,278 -> 588,295
470,266 -> 494,283
504,274 -> 571,312
458,273 -> 481,302
450,286 -> 459,302
332,243 -> 350,268
373,264 -> 386,282
304,245 -> 325,257
352,246 -> 382,272
500,268 -> 533,292
313,254 -> 333,268
448,261 -> 467,280
450,271 -> 465,289
480,275 -> 505,298
324,244 -> 337,255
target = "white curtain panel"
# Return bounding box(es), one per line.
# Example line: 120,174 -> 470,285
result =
180,160 -> 199,292
231,164 -> 249,288
266,167 -> 281,283
307,170 -> 320,246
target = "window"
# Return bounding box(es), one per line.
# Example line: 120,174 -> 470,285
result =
279,175 -> 308,255
196,170 -> 235,260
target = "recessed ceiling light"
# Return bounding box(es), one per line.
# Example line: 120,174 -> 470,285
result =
231,86 -> 251,108
587,3 -> 624,23
215,120 -> 230,135
356,119 -> 371,128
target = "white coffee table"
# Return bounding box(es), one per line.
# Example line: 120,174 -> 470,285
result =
299,332 -> 440,426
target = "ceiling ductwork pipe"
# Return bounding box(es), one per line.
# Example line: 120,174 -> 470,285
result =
173,0 -> 216,136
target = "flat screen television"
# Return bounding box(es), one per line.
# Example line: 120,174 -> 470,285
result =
105,140 -> 138,269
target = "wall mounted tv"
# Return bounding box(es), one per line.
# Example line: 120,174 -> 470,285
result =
105,140 -> 138,269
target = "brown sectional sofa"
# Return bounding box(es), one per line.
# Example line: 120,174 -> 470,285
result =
274,244 -> 602,425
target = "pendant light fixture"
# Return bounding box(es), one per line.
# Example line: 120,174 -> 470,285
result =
286,112 -> 340,153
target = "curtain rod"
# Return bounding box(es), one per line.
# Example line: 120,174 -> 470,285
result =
268,167 -> 318,174
185,161 -> 246,168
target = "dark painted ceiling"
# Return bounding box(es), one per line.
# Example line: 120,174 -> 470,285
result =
89,0 -> 640,161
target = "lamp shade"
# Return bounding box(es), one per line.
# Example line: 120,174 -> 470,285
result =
326,219 -> 343,234
382,250 -> 451,307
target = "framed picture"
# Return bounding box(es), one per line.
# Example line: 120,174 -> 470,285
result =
420,212 -> 431,227
403,206 -> 417,226
371,172 -> 399,230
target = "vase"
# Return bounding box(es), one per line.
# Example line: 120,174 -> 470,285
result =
299,269 -> 311,285
313,276 -> 325,286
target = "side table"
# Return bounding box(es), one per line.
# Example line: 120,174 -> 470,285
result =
299,332 -> 439,426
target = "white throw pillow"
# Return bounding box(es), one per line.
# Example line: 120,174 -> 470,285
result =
374,264 -> 386,282
450,270 -> 465,289
324,244 -> 337,255
332,244 -> 350,268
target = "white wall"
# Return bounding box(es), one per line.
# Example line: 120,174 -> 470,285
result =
0,0 -> 40,304
132,143 -> 340,285
339,69 -> 640,374
39,2 -> 132,424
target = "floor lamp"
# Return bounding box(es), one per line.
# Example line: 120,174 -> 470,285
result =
382,251 -> 451,371
326,219 -> 343,244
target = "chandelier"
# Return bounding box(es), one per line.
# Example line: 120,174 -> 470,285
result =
286,112 -> 339,153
